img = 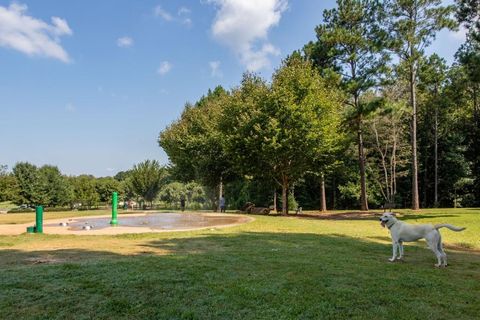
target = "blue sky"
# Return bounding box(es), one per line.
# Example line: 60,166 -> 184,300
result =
0,0 -> 466,177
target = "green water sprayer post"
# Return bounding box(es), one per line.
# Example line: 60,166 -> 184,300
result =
110,192 -> 118,226
35,206 -> 43,233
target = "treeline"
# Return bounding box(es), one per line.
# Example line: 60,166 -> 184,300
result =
0,161 -> 214,211
159,0 -> 480,213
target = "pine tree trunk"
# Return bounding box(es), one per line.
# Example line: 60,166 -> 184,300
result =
357,114 -> 369,211
434,100 -> 439,207
423,155 -> 428,207
320,173 -> 327,212
217,177 -> 223,212
474,85 -> 479,125
273,189 -> 277,213
410,65 -> 420,210
281,176 -> 288,215
473,85 -> 480,205
332,176 -> 336,210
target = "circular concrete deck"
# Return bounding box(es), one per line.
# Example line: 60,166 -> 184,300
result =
0,212 -> 253,235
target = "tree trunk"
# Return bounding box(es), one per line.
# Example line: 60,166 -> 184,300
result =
473,85 -> 479,126
357,114 -> 369,211
217,177 -> 223,212
320,173 -> 327,212
281,176 -> 288,215
410,64 -> 420,210
423,154 -> 428,208
434,99 -> 439,207
273,189 -> 277,213
332,176 -> 336,210
473,85 -> 480,205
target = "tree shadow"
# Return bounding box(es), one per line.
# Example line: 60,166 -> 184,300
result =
277,211 -> 460,221
1,232 -> 479,319
399,214 -> 459,221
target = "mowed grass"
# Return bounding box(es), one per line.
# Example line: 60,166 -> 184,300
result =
0,209 -> 479,319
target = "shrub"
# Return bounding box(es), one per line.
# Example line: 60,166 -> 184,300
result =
7,207 -> 34,213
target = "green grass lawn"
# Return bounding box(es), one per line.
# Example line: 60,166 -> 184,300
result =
0,208 -> 479,319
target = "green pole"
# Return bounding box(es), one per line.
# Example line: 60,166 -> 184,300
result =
110,192 -> 118,226
35,206 -> 43,233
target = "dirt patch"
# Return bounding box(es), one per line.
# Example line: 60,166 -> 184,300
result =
25,256 -> 66,265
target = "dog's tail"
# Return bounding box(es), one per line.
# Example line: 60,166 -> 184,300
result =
434,224 -> 466,232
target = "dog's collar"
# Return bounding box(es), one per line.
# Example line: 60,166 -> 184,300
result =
386,220 -> 396,229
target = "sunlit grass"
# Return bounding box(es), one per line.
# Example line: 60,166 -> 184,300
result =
0,208 -> 479,319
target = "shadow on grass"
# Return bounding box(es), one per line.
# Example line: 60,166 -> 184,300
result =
277,212 -> 459,221
400,214 -> 459,221
1,232 -> 480,319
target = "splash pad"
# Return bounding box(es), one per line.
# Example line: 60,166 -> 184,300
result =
0,213 -> 253,235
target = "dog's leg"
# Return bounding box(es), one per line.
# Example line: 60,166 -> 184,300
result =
397,241 -> 404,260
389,241 -> 398,262
426,231 -> 444,267
437,234 -> 447,267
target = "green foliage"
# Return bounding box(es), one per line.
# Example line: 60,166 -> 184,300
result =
159,182 -> 186,207
221,56 -> 343,213
0,166 -> 19,202
128,160 -> 166,204
70,175 -> 99,209
6,207 -> 35,213
95,177 -> 123,203
12,162 -> 43,206
364,87 -> 411,207
456,0 -> 480,40
315,0 -> 389,99
388,0 -> 457,63
38,165 -> 73,207
159,86 -> 233,189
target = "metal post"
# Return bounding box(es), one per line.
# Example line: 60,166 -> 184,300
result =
35,206 -> 43,233
110,192 -> 118,225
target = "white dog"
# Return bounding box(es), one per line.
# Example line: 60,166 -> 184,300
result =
379,212 -> 466,267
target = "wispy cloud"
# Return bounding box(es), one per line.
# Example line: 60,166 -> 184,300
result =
208,0 -> 287,71
178,6 -> 192,26
157,61 -> 172,75
178,7 -> 191,15
154,5 -> 192,26
0,3 -> 73,62
209,61 -> 222,78
117,36 -> 133,48
154,5 -> 173,21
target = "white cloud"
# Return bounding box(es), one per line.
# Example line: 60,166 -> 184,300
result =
65,103 -> 76,112
178,7 -> 191,15
209,60 -> 222,77
182,17 -> 192,27
208,0 -> 287,71
0,3 -> 72,62
157,61 -> 172,75
154,5 -> 192,26
154,5 -> 173,21
117,36 -> 133,48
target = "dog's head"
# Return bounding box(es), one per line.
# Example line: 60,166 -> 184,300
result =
379,212 -> 397,228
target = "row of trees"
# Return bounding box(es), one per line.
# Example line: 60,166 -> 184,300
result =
0,161 -> 212,210
159,0 -> 480,212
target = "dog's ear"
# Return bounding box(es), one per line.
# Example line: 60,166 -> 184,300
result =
390,212 -> 397,217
